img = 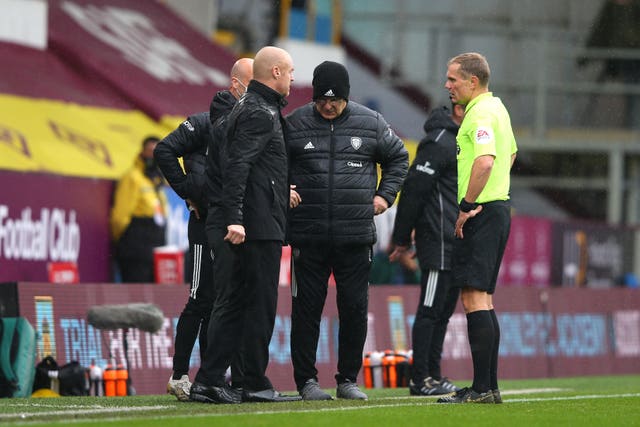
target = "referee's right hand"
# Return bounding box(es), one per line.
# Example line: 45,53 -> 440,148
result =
454,205 -> 483,239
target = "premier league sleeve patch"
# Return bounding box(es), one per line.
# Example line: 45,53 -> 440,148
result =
474,126 -> 493,145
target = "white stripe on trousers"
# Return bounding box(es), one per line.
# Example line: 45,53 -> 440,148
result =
190,244 -> 202,299
423,269 -> 439,307
291,252 -> 297,298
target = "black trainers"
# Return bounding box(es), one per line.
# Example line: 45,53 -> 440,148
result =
439,377 -> 461,393
300,379 -> 333,401
436,387 -> 495,404
492,389 -> 503,404
336,380 -> 368,400
409,377 -> 451,396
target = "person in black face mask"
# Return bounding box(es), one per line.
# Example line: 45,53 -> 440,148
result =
110,136 -> 168,283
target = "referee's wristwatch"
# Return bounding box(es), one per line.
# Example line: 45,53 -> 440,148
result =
459,198 -> 477,213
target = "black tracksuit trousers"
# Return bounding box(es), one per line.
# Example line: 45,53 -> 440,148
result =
290,243 -> 371,391
172,211 -> 215,377
195,227 -> 280,391
410,269 -> 460,383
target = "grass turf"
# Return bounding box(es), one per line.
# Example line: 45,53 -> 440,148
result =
1,375 -> 639,426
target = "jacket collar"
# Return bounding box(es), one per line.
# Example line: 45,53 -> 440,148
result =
248,80 -> 288,108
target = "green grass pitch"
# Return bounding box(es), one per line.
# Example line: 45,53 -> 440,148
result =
1,375 -> 639,426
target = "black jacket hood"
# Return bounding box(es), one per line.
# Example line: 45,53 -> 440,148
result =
423,106 -> 459,136
209,90 -> 237,122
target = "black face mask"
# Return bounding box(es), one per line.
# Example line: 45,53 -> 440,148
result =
143,157 -> 156,171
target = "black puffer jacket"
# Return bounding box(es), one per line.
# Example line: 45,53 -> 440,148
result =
391,106 -> 458,270
154,112 -> 210,213
285,101 -> 408,245
222,80 -> 289,241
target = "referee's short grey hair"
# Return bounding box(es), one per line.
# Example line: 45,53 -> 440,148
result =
448,52 -> 490,87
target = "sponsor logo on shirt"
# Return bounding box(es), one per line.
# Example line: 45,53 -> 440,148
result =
304,141 -> 315,150
416,161 -> 435,175
347,161 -> 363,168
475,127 -> 493,144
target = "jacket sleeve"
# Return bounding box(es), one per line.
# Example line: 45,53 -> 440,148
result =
391,135 -> 444,246
223,108 -> 274,225
154,115 -> 207,201
374,115 -> 409,206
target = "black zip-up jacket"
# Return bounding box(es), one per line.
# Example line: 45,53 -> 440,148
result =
154,111 -> 210,214
205,90 -> 237,226
392,106 -> 459,270
285,101 -> 408,245
222,80 -> 289,241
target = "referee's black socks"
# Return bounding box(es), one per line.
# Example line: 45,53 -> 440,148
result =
489,309 -> 500,391
467,310 -> 495,393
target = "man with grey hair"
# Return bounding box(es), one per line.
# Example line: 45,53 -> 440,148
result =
286,60 -> 408,401
438,52 -> 517,404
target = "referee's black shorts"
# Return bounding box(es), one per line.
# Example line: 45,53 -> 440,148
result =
452,200 -> 511,294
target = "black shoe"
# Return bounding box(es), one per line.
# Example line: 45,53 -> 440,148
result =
439,377 -> 461,393
189,382 -> 242,404
242,388 -> 302,403
492,389 -> 503,404
436,387 -> 494,404
409,377 -> 451,396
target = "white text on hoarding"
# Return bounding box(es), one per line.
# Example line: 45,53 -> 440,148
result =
0,205 -> 80,262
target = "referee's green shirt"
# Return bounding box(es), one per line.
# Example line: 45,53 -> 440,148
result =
457,92 -> 518,204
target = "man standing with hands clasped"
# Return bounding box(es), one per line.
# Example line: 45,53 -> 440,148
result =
437,52 -> 517,404
286,61 -> 408,401
154,58 -> 254,400
189,46 -> 300,404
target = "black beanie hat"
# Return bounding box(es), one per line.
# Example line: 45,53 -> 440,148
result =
312,61 -> 350,100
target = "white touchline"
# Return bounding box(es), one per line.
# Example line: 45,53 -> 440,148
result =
0,405 -> 171,421
2,392 -> 639,422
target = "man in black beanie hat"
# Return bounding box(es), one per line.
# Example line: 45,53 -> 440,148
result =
312,60 -> 351,101
285,61 -> 409,400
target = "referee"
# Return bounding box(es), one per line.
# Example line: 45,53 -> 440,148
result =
438,52 -> 517,404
